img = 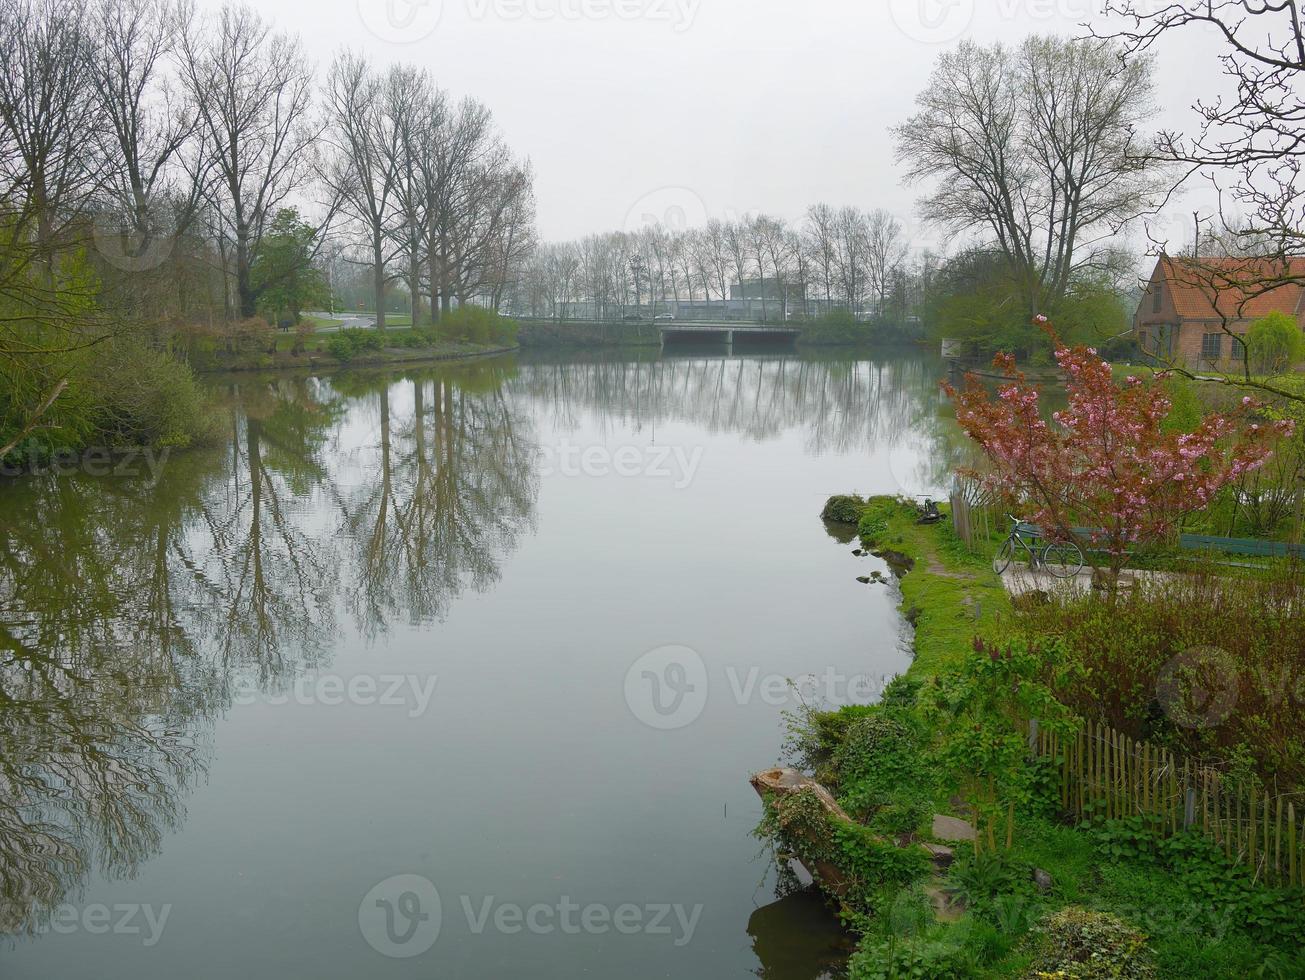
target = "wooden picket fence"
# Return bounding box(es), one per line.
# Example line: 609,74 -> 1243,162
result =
1029,718 -> 1305,888
949,479 -> 996,552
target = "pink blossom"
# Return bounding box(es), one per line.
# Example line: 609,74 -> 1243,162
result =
941,317 -> 1288,574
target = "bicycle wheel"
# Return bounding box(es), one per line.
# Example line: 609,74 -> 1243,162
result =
994,537 -> 1015,574
1042,541 -> 1084,579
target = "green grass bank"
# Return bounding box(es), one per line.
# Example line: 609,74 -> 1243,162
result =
753,495 -> 1305,979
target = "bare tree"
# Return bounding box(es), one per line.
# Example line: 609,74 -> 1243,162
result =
803,203 -> 838,309
384,64 -> 435,325
0,0 -> 110,443
755,215 -> 792,319
323,53 -> 403,330
1102,1 -> 1305,258
0,0 -> 103,264
700,219 -> 734,304
419,96 -> 486,322
88,0 -> 201,262
834,206 -> 869,313
895,35 -> 1164,315
1096,2 -> 1305,404
722,220 -> 750,314
178,3 -> 319,318
865,209 -> 908,318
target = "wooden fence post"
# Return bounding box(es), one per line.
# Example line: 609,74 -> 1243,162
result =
1289,802 -> 1298,887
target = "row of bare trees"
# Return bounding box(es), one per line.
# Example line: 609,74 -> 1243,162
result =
322,54 -> 535,330
0,0 -> 535,332
513,206 -> 911,323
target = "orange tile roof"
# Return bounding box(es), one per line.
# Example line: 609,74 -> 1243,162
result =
1158,255 -> 1305,321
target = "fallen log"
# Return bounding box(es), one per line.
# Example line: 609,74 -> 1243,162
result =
750,767 -> 955,904
749,767 -> 860,900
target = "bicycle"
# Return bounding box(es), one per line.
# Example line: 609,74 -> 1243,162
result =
994,515 -> 1084,579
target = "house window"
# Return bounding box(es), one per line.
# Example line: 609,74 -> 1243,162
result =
1201,333 -> 1223,360
1231,336 -> 1247,361
1152,288 -> 1162,313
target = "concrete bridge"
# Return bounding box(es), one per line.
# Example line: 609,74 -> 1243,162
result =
658,322 -> 800,349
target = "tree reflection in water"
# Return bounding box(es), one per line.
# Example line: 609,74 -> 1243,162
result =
336,362 -> 538,636
0,361 -> 540,937
0,353 -> 955,974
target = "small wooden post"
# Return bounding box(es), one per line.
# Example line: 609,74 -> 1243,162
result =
1274,795 -> 1283,886
1289,802 -> 1298,887
1231,793 -> 1242,861
1143,741 -> 1153,814
1076,728 -> 1084,817
1250,793 -> 1258,877
1264,792 -> 1272,880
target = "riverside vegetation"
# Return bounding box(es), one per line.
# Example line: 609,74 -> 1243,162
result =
755,496 -> 1305,979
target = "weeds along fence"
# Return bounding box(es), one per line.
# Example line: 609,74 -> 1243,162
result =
949,477 -> 997,552
1030,718 -> 1305,888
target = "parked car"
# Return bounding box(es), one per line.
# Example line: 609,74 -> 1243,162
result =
653,313 -> 675,321
622,313 -> 645,321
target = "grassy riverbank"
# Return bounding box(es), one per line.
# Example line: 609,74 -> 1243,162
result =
1,329 -> 515,473
188,334 -> 517,374
756,496 -> 1305,979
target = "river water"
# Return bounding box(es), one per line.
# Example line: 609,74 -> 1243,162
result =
0,349 -> 958,979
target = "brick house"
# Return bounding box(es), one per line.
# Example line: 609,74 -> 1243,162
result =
1133,255 -> 1305,369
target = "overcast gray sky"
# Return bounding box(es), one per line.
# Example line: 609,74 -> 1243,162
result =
220,0 -> 1227,255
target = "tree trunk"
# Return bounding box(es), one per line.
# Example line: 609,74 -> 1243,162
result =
237,222 -> 256,319
373,226 -> 387,333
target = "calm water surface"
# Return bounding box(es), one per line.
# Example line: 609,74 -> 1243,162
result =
0,349 -> 957,979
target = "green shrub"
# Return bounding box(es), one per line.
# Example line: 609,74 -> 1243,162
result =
1010,562 -> 1305,789
801,309 -> 864,343
834,713 -> 918,786
1245,310 -> 1304,374
822,493 -> 867,524
849,934 -> 970,979
1023,906 -> 1157,979
324,327 -> 386,362
867,798 -> 933,839
780,702 -> 880,780
1082,821 -> 1305,949
435,306 -> 518,345
325,335 -> 356,361
945,851 -> 1033,917
85,338 -> 216,450
342,327 -> 383,352
881,674 -> 924,709
834,819 -> 932,887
